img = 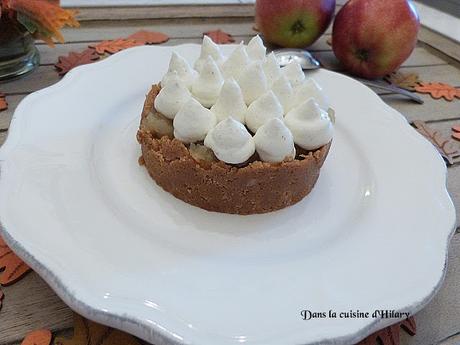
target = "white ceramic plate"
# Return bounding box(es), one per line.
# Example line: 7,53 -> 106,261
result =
0,45 -> 456,345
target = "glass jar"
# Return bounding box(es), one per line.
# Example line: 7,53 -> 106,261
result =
0,15 -> 40,81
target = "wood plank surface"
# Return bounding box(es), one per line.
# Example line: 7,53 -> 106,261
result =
57,18 -> 258,43
73,4 -> 255,21
0,5 -> 460,345
419,27 -> 460,63
381,94 -> 460,123
0,273 -> 73,344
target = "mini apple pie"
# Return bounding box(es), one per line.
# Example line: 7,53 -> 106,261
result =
137,36 -> 333,215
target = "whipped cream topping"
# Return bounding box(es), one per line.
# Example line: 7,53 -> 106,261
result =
173,98 -> 217,143
211,78 -> 247,123
194,36 -> 225,72
271,75 -> 294,113
284,98 -> 334,150
154,73 -> 192,119
245,90 -> 284,133
247,35 -> 267,61
192,56 -> 224,108
282,61 -> 306,88
237,62 -> 269,105
262,52 -> 282,85
221,43 -> 250,79
254,118 -> 296,163
161,52 -> 198,90
204,117 -> 255,164
291,78 -> 330,110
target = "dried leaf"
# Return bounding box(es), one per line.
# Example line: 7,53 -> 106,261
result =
452,132 -> 460,141
400,317 -> 416,335
21,329 -> 52,345
5,0 -> 79,46
55,49 -> 100,76
204,29 -> 235,44
413,120 -> 459,165
89,39 -> 143,55
127,30 -> 169,45
384,71 -> 421,92
358,317 -> 416,345
0,235 -> 31,285
415,82 -> 460,101
55,314 -> 141,345
0,93 -> 7,112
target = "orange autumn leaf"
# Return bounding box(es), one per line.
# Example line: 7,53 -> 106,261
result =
452,132 -> 460,141
358,317 -> 416,345
0,93 -> 7,112
204,29 -> 235,44
0,235 -> 31,285
90,39 -> 143,55
55,314 -> 141,345
55,49 -> 100,76
384,71 -> 421,92
415,82 -> 460,101
21,329 -> 52,345
127,30 -> 169,45
4,0 -> 79,45
413,120 -> 459,165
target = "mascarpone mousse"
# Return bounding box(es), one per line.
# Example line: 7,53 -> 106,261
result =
283,61 -> 306,88
192,56 -> 224,107
247,35 -> 267,61
262,52 -> 282,85
173,98 -> 217,143
221,43 -> 250,79
194,36 -> 224,72
291,78 -> 330,110
284,98 -> 334,150
245,90 -> 284,133
254,118 -> 296,163
271,75 -> 294,113
237,62 -> 269,105
204,117 -> 255,164
154,72 -> 192,119
211,78 -> 247,123
161,52 -> 198,90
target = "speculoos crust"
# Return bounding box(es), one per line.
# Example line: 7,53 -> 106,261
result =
137,85 -> 331,215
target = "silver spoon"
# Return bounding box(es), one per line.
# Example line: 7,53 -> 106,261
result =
273,48 -> 424,104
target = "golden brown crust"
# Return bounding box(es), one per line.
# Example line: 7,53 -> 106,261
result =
137,85 -> 331,215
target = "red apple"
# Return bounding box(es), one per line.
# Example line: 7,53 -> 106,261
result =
332,0 -> 420,79
256,0 -> 336,48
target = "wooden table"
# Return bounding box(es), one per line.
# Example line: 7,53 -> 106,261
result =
0,3 -> 459,345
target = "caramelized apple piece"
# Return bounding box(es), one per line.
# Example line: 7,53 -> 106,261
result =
141,111 -> 173,138
189,143 -> 217,162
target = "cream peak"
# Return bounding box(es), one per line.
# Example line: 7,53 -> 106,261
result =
211,78 -> 247,123
204,117 -> 255,164
245,90 -> 284,133
192,56 -> 224,108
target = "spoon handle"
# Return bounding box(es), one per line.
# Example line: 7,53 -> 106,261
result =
355,78 -> 424,104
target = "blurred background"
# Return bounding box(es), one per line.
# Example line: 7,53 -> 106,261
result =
60,0 -> 460,43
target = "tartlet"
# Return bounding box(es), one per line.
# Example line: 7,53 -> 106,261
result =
137,85 -> 331,215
